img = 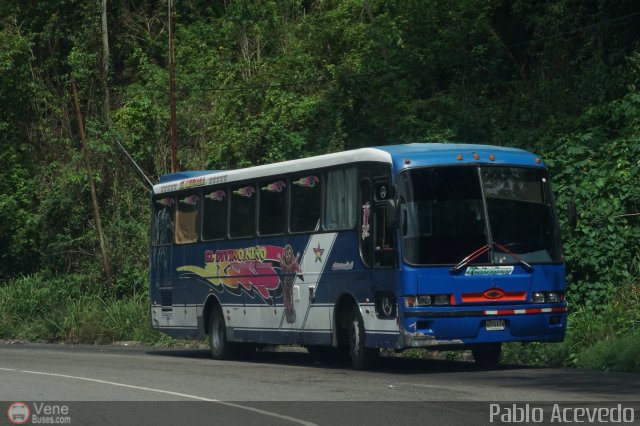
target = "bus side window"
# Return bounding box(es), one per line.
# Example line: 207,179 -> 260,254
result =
324,167 -> 357,230
202,188 -> 228,240
290,174 -> 321,233
259,179 -> 287,235
153,196 -> 175,245
230,184 -> 256,238
175,193 -> 201,244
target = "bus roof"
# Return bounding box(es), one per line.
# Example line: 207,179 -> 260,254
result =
153,143 -> 543,194
376,143 -> 543,172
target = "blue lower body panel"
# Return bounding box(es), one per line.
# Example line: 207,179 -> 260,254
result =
401,305 -> 567,348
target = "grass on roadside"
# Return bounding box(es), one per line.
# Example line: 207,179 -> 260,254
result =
0,273 -> 170,345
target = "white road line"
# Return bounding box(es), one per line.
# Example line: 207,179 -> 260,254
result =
0,367 -> 317,426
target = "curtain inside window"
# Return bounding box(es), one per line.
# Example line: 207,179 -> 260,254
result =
176,209 -> 199,243
324,168 -> 356,230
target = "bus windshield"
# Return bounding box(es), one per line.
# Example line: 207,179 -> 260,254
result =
398,165 -> 562,266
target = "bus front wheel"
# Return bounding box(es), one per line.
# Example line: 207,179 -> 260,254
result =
348,307 -> 378,370
209,305 -> 236,360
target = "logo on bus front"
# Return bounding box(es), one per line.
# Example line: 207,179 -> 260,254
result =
465,266 -> 514,276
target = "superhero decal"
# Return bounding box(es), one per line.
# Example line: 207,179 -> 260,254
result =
177,245 -> 301,314
279,245 -> 298,323
361,201 -> 371,240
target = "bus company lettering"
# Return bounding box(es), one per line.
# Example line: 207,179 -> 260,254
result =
207,174 -> 227,185
159,183 -> 179,193
205,246 -> 269,263
332,261 -> 354,271
179,177 -> 206,189
178,245 -> 301,306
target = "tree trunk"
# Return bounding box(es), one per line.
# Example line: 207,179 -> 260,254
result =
101,0 -> 111,127
71,79 -> 113,288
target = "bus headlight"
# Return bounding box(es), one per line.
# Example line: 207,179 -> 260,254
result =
408,294 -> 452,307
532,291 -> 564,303
433,294 -> 450,306
532,292 -> 545,303
417,295 -> 432,306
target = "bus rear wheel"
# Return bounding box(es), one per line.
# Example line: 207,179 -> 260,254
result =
472,343 -> 502,368
348,307 -> 378,370
208,305 -> 236,360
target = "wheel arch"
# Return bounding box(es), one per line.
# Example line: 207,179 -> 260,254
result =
332,291 -> 359,347
202,294 -> 222,336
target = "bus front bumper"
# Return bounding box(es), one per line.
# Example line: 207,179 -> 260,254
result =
400,304 -> 567,348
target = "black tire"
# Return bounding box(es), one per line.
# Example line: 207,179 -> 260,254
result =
472,343 -> 502,368
348,307 -> 378,370
208,305 -> 236,360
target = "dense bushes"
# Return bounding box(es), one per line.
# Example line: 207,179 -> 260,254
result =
503,280 -> 640,372
0,273 -> 168,345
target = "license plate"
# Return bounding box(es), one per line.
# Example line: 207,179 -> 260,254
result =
485,319 -> 505,331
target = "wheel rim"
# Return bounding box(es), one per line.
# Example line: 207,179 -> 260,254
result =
350,318 -> 361,359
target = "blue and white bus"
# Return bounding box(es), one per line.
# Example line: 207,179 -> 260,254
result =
150,143 -> 566,369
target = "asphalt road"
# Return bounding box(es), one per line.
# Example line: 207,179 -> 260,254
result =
1,343 -> 639,425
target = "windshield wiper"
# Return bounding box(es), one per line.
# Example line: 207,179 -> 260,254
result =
449,242 -> 534,274
492,241 -> 534,272
450,244 -> 491,274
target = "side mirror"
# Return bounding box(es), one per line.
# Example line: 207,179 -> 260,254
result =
374,182 -> 394,202
567,199 -> 577,229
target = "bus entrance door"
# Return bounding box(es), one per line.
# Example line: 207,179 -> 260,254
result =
280,233 -> 337,338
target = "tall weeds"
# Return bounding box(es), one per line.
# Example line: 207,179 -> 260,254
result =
0,273 -> 167,345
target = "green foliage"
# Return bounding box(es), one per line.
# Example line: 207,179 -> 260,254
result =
0,24 -> 40,278
503,279 -> 640,371
502,341 -> 569,367
0,273 -> 167,344
577,334 -> 640,373
545,88 -> 640,307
